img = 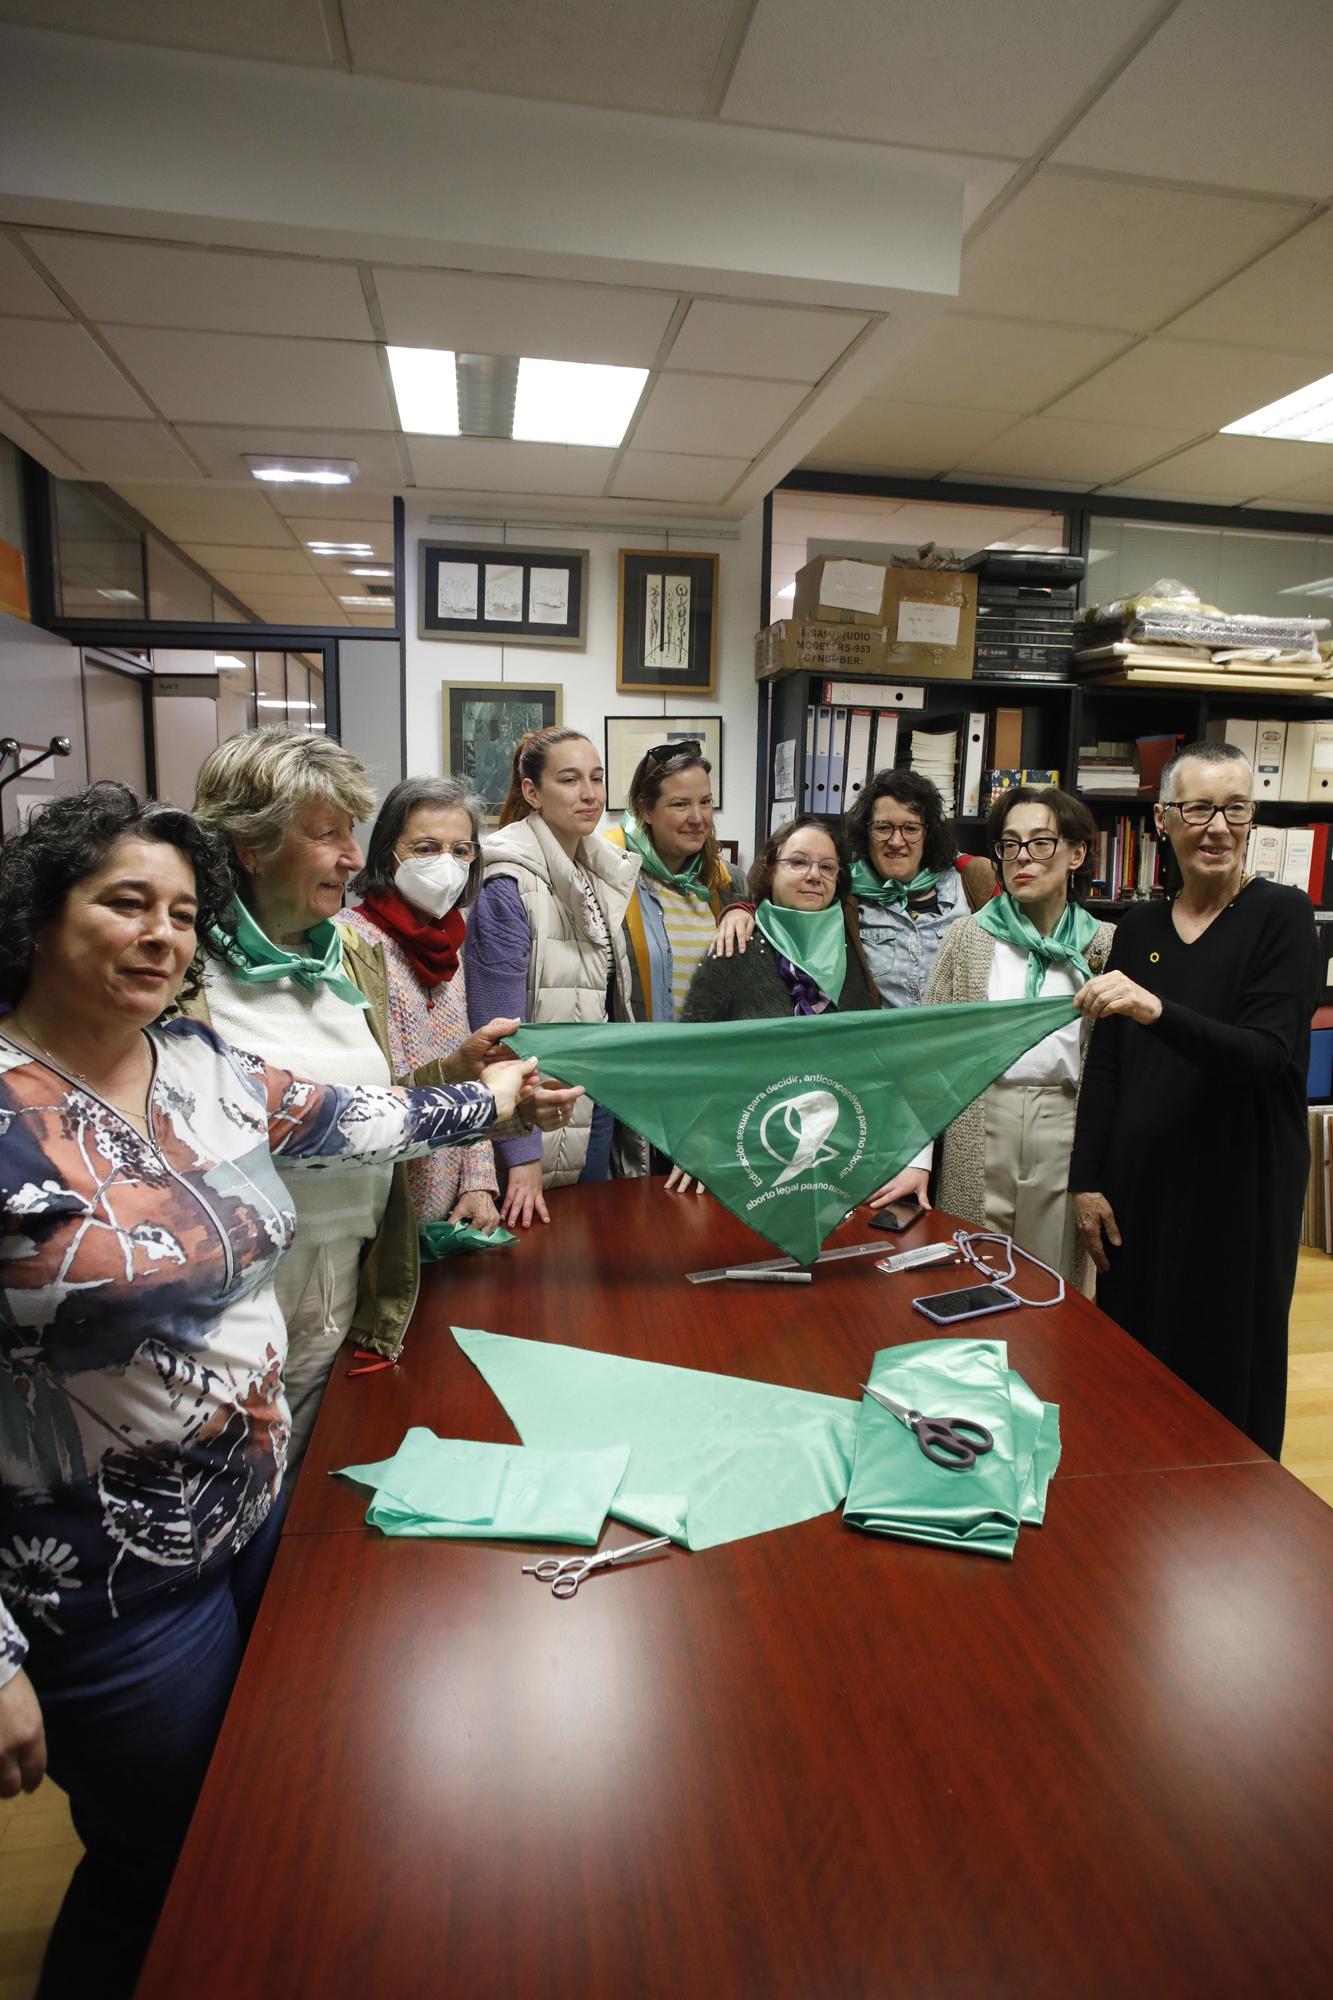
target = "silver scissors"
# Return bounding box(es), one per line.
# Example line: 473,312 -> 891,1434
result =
859,1382 -> 995,1472
522,1535 -> 671,1598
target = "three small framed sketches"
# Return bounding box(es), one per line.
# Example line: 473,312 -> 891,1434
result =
419,542 -> 588,647
603,715 -> 723,815
616,550 -> 719,697
442,682 -> 562,820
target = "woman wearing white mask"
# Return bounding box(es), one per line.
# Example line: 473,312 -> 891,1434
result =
345,776 -> 504,1235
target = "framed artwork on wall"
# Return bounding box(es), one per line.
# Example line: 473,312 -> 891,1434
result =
419,541 -> 589,647
616,549 -> 719,696
603,714 -> 723,815
443,682 -> 563,820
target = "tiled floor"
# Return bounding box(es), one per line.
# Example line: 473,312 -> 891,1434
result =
3,1248 -> 1332,1998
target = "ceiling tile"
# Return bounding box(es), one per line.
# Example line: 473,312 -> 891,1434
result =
405,436 -> 616,495
342,0 -> 736,112
1248,464 -> 1333,506
959,174 -> 1308,333
724,0 -> 1166,151
1053,0 -> 1333,198
802,400 -> 1017,472
1047,339 -> 1329,432
372,268 -> 676,368
35,416 -> 198,478
664,303 -> 868,383
0,317 -> 150,416
183,546 -> 318,577
112,485 -> 303,547
1166,214 -> 1333,352
105,328 -> 392,428
0,0 -> 336,63
261,482 -> 398,520
631,375 -> 806,457
1106,435 -> 1333,503
954,416 -> 1200,485
24,236 -> 373,340
868,316 -> 1129,413
175,426 -> 403,486
609,452 -> 748,503
0,235 -> 68,319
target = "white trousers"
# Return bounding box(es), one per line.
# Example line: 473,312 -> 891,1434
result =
273,1236 -> 362,1480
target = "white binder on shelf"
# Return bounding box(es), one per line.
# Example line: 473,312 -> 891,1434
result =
1250,825 -> 1286,880
825,707 -> 850,813
808,704 -> 833,812
1281,824 -> 1316,890
1309,720 -> 1333,801
1207,716 -> 1257,764
844,708 -> 875,807
870,711 -> 898,778
1280,722 -> 1316,802
959,709 -> 986,818
1252,720 -> 1286,798
819,680 -> 926,710
802,705 -> 818,809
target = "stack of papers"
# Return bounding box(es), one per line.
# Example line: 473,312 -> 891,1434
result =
907,726 -> 958,814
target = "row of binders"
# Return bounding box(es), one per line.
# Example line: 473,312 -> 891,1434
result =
1209,717 -> 1333,801
801,700 -> 989,816
1247,821 -> 1333,901
1302,1107 -> 1333,1255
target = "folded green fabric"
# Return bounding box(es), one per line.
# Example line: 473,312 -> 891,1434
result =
419,1219 -> 517,1260
453,1325 -> 860,1552
843,1339 -> 1060,1560
334,1428 -> 630,1544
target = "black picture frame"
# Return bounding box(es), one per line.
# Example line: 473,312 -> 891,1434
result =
419,540 -> 589,647
442,681 -> 562,820
617,549 -> 719,695
604,713 -> 723,814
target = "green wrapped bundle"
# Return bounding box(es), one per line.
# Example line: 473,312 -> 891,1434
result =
334,1428 -> 630,1544
419,1219 -> 516,1260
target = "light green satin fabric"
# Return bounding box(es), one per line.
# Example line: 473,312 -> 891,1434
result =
418,1219 -> 517,1260
843,1338 -> 1060,1560
334,1428 -> 630,1544
454,1324 -> 860,1552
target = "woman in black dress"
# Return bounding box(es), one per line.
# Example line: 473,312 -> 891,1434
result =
1069,740 -> 1320,1457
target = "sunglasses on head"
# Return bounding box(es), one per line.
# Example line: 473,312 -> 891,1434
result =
644,739 -> 703,769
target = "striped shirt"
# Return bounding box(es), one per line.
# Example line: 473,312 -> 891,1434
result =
657,877 -> 722,1019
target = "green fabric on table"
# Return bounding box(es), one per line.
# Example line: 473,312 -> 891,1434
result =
843,1339 -> 1060,1560
419,1219 -> 517,1260
334,1428 -> 631,1544
453,1324 -> 860,1552
509,996 -> 1075,1264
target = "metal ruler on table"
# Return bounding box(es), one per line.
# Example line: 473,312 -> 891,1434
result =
686,1240 -> 958,1285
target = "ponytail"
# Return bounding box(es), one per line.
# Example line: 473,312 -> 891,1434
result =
497,726 -> 590,827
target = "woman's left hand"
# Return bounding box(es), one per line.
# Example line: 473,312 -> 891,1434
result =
517,1078 -> 585,1132
1074,972 -> 1162,1026
450,1189 -> 500,1233
444,1017 -> 521,1082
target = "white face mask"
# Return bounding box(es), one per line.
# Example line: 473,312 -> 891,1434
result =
393,849 -> 469,919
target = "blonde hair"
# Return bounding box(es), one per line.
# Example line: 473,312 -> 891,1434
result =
194,726 -> 377,871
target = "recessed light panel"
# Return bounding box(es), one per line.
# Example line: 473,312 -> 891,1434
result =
512,357 -> 648,447
1222,369 -> 1333,443
386,344 -> 647,447
387,346 -> 460,435
245,455 -> 358,485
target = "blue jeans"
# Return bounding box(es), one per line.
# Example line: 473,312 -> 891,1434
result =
578,1101 -> 614,1183
24,1499 -> 285,2000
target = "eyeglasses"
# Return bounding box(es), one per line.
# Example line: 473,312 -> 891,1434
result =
870,819 -> 924,842
644,739 -> 702,769
397,840 -> 478,862
777,855 -> 840,880
1164,800 -> 1256,828
994,835 -> 1062,861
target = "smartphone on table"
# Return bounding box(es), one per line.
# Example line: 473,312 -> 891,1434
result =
869,1200 -> 922,1233
911,1282 -> 1020,1325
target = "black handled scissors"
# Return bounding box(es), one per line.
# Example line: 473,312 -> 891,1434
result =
858,1383 -> 995,1472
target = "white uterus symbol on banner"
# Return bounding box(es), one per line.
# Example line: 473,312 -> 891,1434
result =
759,1089 -> 840,1188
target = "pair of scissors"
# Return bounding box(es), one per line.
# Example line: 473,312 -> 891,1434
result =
858,1382 -> 995,1472
522,1535 -> 671,1598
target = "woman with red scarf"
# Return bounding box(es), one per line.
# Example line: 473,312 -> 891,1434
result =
345,776 -> 501,1232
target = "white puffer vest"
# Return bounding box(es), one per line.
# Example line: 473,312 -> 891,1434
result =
481,813 -> 643,1185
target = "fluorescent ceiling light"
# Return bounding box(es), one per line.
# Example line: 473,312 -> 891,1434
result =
340,595 -> 391,607
308,541 -> 376,557
245,455 -> 357,485
97,587 -> 140,601
1280,576 -> 1333,597
387,346 -> 459,435
214,654 -> 249,669
345,566 -> 393,579
512,357 -> 648,447
1222,368 -> 1333,442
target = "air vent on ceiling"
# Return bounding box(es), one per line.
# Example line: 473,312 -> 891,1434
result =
362,582 -> 394,599
455,352 -> 519,438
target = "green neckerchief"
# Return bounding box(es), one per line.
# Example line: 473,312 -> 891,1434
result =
618,811 -> 713,904
754,899 -> 846,1003
973,891 -> 1099,998
210,894 -> 369,1008
850,856 -> 943,909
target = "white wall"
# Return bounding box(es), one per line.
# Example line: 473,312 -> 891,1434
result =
402,502 -> 764,869
0,610 -> 88,833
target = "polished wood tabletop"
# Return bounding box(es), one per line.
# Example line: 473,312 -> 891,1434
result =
137,1182 -> 1332,2000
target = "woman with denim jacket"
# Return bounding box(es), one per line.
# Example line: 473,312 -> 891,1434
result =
845,770 -> 993,1009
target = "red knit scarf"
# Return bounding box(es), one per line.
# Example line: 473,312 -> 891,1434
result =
356,888 -> 464,993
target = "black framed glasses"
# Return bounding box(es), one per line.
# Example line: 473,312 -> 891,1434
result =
1165,800 -> 1256,828
644,739 -> 702,769
994,834 -> 1061,861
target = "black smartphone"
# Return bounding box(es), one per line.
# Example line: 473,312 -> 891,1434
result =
869,1200 -> 922,1233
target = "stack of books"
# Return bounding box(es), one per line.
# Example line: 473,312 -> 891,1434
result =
1076,741 -> 1138,793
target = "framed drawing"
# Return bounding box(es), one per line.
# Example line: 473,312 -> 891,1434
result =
419,541 -> 589,647
443,682 -> 562,820
716,839 -> 740,866
603,714 -> 723,814
616,550 -> 719,696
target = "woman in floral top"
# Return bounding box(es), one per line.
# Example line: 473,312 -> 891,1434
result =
0,784 -> 576,1999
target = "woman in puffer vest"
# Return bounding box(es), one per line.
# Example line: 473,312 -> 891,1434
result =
466,726 -> 643,1228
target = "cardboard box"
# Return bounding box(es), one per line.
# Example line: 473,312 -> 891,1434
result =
882,568 -> 978,679
755,620 -> 887,681
793,556 -> 890,628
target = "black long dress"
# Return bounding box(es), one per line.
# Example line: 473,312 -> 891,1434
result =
1068,878 -> 1320,1457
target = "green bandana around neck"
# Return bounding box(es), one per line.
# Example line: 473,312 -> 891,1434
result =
618,811 -> 712,903
849,856 -> 943,909
211,894 -> 369,1008
973,891 -> 1099,998
754,898 -> 847,1003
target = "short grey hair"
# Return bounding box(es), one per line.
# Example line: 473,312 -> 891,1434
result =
1159,739 -> 1253,804
352,775 -> 486,904
194,726 -> 378,872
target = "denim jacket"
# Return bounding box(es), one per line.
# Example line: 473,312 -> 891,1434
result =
856,864 -> 971,1009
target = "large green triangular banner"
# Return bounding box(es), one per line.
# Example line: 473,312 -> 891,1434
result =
510,996 -> 1075,1264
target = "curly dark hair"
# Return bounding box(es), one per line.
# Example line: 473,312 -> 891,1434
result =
0,782 -> 235,1008
844,768 -> 956,874
748,813 -> 855,910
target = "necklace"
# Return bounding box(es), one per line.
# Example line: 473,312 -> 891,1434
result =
7,1015 -> 153,1135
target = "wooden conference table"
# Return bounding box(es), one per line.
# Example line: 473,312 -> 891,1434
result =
137,1183 -> 1333,2000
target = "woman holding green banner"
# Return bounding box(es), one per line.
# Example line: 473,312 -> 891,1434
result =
874,787 -> 1112,1287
